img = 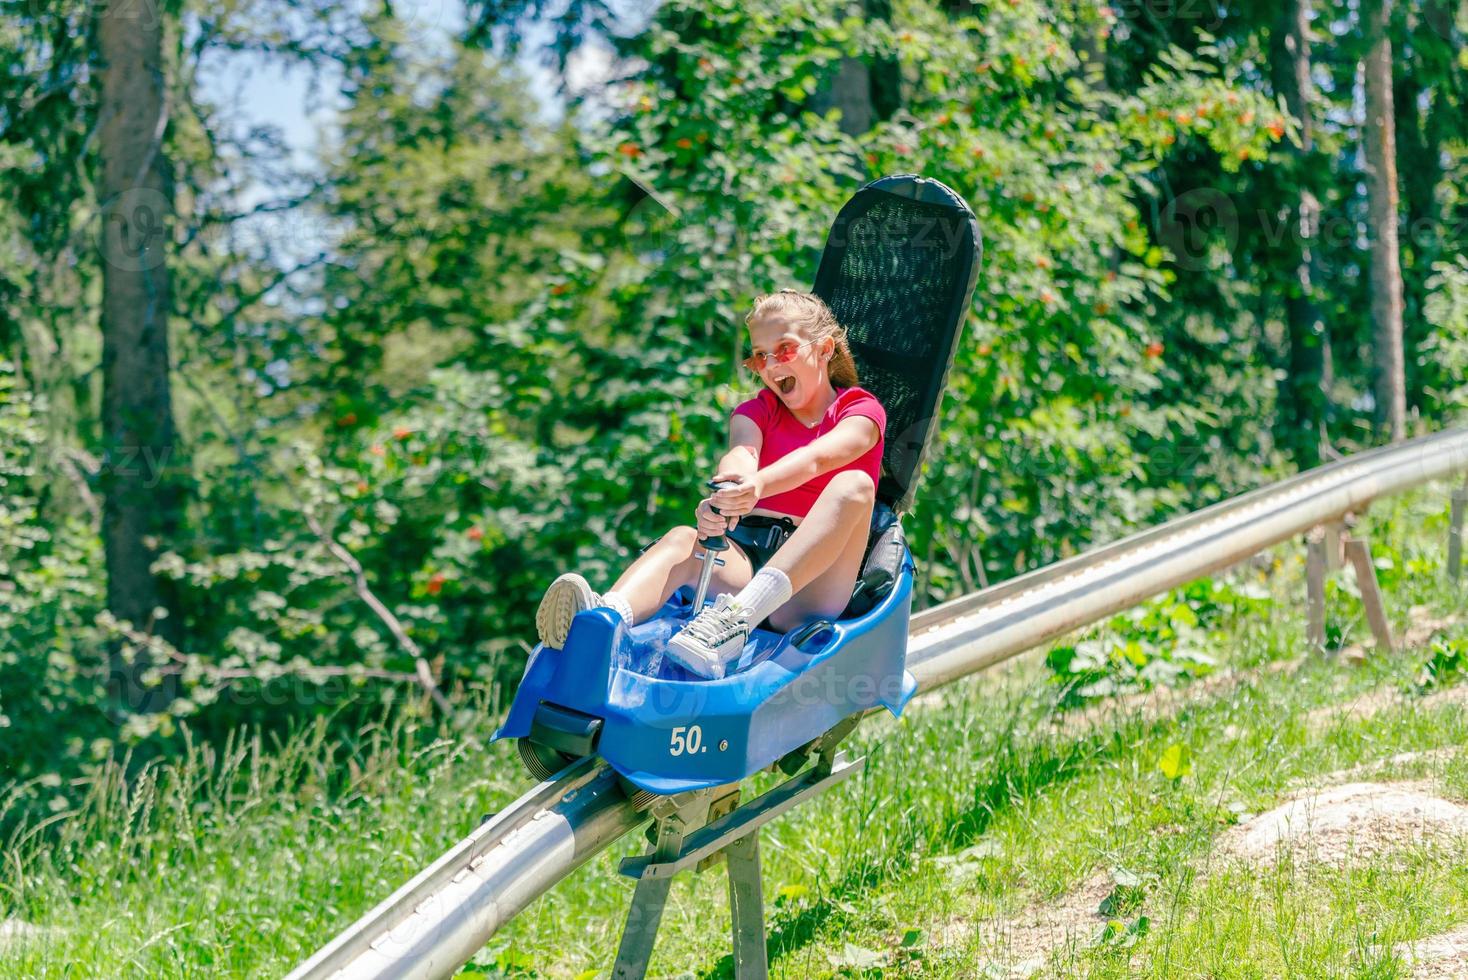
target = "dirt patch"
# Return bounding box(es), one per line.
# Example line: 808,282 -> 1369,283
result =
1421,684 -> 1468,713
1304,687 -> 1404,730
942,873 -> 1117,977
1306,682 -> 1468,733
1402,607 -> 1460,650
1395,924 -> 1468,979
1216,782 -> 1468,866
1052,658 -> 1298,739
1309,747 -> 1461,786
929,605 -> 1466,971
1303,607 -> 1462,731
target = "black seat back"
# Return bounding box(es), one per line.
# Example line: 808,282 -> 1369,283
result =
812,174 -> 982,515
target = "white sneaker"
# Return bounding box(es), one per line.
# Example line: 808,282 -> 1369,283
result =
536,573 -> 598,649
665,594 -> 750,679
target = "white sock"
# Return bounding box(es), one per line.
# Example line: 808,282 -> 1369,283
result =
730,567 -> 792,627
601,590 -> 635,627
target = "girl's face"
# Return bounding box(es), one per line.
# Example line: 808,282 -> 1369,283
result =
746,315 -> 835,411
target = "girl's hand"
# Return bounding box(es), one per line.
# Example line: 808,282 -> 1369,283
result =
695,497 -> 736,538
709,472 -> 762,518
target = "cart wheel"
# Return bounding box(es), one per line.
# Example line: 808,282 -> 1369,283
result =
517,738 -> 580,781
612,773 -> 660,813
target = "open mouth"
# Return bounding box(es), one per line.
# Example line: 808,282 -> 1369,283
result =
774,376 -> 796,396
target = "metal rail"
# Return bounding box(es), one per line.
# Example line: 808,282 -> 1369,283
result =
906,426 -> 1468,686
288,427 -> 1468,980
287,759 -> 642,980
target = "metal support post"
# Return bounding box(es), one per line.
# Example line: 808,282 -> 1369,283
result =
1344,537 -> 1394,653
612,795 -> 707,979
724,833 -> 768,979
1306,528 -> 1327,649
1323,520 -> 1344,572
611,752 -> 864,979
1450,479 -> 1466,583
696,786 -> 742,873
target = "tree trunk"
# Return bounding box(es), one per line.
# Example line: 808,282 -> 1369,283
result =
1392,0 -> 1448,413
97,0 -> 185,712
1269,0 -> 1331,466
808,0 -> 900,136
1361,0 -> 1407,442
812,56 -> 874,136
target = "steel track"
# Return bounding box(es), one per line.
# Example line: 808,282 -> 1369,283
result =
288,427 -> 1468,980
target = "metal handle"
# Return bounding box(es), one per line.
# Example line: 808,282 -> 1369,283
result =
700,480 -> 738,551
692,480 -> 738,610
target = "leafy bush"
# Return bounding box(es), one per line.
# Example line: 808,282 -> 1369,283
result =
1044,581 -> 1246,706
0,366 -> 108,754
1409,637 -> 1468,696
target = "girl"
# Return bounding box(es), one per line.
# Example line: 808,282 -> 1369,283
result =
535,289 -> 887,679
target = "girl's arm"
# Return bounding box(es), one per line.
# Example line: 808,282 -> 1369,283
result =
715,415 -> 763,481
703,417 -> 763,528
712,416 -> 879,514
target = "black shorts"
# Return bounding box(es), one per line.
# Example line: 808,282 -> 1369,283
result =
724,514 -> 798,574
637,515 -> 798,576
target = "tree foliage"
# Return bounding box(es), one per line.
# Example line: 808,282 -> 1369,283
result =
0,0 -> 1464,818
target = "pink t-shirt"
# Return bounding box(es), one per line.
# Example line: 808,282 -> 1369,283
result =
731,385 -> 887,519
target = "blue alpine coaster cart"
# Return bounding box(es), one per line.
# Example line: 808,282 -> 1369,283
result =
496,174 -> 980,977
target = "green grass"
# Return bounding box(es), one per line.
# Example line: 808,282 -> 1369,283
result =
2,484 -> 1466,978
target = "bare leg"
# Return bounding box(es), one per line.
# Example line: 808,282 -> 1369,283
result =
608,525 -> 754,623
764,471 -> 875,631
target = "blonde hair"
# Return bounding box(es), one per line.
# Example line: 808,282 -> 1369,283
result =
744,289 -> 860,388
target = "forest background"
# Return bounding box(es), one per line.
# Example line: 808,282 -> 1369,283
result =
1,0 -> 1465,828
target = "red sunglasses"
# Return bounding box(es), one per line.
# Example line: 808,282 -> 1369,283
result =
742,339 -> 818,372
